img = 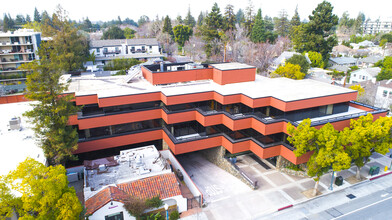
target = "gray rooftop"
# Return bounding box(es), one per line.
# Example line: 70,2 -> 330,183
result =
360,55 -> 384,64
90,38 -> 159,48
351,67 -> 381,77
209,62 -> 255,70
378,79 -> 392,89
329,57 -> 358,65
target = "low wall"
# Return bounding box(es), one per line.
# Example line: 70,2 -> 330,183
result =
0,94 -> 28,104
160,150 -> 203,202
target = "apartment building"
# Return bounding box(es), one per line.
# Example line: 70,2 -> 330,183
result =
67,62 -> 387,165
362,20 -> 392,35
89,38 -> 163,65
0,29 -> 41,95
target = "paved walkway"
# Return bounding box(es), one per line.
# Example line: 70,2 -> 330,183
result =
181,150 -> 392,220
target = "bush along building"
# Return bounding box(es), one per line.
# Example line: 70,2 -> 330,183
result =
66,62 -> 387,166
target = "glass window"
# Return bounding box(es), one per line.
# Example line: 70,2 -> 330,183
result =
105,212 -> 124,220
96,48 -> 100,53
383,90 -> 388,97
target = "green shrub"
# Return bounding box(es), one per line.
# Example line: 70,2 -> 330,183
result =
286,164 -> 304,171
145,195 -> 163,208
103,58 -> 141,71
113,70 -> 126,75
169,210 -> 180,220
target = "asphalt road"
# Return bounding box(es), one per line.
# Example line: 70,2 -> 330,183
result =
336,196 -> 392,220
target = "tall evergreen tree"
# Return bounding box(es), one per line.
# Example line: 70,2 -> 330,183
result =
184,6 -> 196,28
22,42 -> 79,165
41,10 -> 51,27
162,15 -> 174,37
34,7 -> 41,22
244,0 -> 255,35
202,2 -> 223,57
250,9 -> 266,43
25,14 -> 31,23
102,26 -> 125,39
223,4 -> 236,32
2,14 -> 10,32
176,15 -> 183,24
197,12 -> 204,26
236,9 -> 245,25
275,10 -> 290,36
290,5 -> 301,27
291,1 -> 338,60
15,15 -> 26,25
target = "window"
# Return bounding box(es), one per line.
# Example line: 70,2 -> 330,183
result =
319,104 -> 333,116
149,46 -> 152,49
96,48 -> 100,53
383,90 -> 388,97
105,212 -> 124,220
353,74 -> 356,77
362,76 -> 366,80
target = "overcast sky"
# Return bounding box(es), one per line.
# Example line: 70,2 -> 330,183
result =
1,0 -> 391,23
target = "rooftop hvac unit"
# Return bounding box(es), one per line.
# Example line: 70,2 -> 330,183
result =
98,164 -> 106,172
9,117 -> 21,130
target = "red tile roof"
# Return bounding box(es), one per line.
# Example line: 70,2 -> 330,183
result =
117,173 -> 182,200
85,173 -> 181,215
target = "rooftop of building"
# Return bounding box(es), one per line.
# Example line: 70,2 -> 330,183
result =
209,62 -> 254,71
0,29 -> 41,37
359,55 -> 384,64
0,101 -> 46,176
329,57 -> 358,65
351,67 -> 381,77
85,173 -> 181,215
84,145 -> 171,200
66,67 -> 355,102
90,38 -> 159,48
378,79 -> 392,89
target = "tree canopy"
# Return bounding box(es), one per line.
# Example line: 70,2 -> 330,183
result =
291,1 -> 338,60
307,51 -> 324,68
286,54 -> 310,74
173,25 -> 193,47
272,63 -> 305,80
102,26 -> 125,39
162,15 -> 174,37
0,158 -> 83,219
184,7 -> 196,28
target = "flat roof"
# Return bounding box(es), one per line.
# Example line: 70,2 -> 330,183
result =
84,145 -> 171,200
209,62 -> 254,71
67,72 -> 355,103
0,101 -> 46,176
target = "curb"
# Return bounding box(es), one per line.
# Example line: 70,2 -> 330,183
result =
370,171 -> 392,181
278,204 -> 293,211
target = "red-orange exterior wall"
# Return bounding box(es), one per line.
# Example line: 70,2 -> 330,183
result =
212,68 -> 256,85
0,94 -> 29,104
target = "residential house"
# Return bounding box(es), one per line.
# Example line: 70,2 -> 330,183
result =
332,45 -> 354,57
349,67 -> 381,84
89,38 -> 163,65
375,79 -> 392,110
358,55 -> 384,68
84,146 -> 188,219
329,57 -> 358,67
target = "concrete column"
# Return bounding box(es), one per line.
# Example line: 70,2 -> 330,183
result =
162,139 -> 169,150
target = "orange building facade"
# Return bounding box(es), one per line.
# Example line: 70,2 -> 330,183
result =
67,62 -> 387,165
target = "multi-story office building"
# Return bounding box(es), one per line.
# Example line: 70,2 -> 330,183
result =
362,20 -> 392,35
67,62 -> 387,165
89,38 -> 163,66
0,29 -> 41,94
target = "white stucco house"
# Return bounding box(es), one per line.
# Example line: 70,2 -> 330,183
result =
88,38 -> 163,66
375,79 -> 392,111
349,67 -> 381,84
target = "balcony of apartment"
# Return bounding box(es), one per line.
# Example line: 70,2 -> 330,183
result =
0,58 -> 33,65
130,49 -> 147,54
103,50 -> 121,55
0,49 -> 34,55
0,41 -> 32,46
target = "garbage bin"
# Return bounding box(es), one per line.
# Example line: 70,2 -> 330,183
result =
335,176 -> 343,186
369,166 -> 380,176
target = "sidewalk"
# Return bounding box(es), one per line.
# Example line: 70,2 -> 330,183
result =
182,151 -> 392,220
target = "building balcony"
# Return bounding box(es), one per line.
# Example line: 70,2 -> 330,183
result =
0,41 -> 33,46
103,50 -> 121,55
0,50 -> 34,55
0,59 -> 33,64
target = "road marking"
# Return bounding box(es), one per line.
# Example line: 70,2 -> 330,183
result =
334,196 -> 392,219
381,193 -> 389,197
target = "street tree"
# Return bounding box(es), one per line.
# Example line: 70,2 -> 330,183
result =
288,120 -> 351,196
291,1 -> 338,60
286,54 -> 310,74
173,24 -> 193,48
0,158 -> 83,219
102,26 -> 125,39
341,114 -> 392,180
